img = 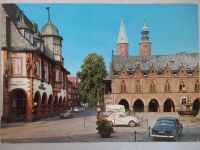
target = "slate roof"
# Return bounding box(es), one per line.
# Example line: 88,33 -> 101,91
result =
2,4 -> 54,60
41,20 -> 60,36
105,52 -> 199,80
113,52 -> 199,72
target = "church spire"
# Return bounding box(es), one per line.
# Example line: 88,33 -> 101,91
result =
117,17 -> 129,56
139,19 -> 151,57
117,17 -> 128,44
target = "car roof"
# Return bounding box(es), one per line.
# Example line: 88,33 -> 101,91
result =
157,117 -> 177,121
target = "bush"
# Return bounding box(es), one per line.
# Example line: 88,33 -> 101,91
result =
96,119 -> 113,138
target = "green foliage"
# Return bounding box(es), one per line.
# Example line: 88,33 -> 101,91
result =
77,53 -> 107,106
96,119 -> 113,138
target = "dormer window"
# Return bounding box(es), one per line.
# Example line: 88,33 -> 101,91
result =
24,31 -> 33,44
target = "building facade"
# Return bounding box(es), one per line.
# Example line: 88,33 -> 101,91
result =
68,76 -> 78,107
104,17 -> 200,113
0,4 -> 77,122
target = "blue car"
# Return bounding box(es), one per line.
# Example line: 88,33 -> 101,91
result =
151,117 -> 183,141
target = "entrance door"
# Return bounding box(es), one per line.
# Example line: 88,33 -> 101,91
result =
10,89 -> 27,121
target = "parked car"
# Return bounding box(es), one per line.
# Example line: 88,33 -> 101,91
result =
73,107 -> 79,112
151,117 -> 183,141
60,110 -> 73,119
107,112 -> 139,127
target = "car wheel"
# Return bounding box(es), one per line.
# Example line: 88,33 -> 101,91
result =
129,120 -> 136,127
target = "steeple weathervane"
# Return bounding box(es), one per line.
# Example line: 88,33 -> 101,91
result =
46,7 -> 50,21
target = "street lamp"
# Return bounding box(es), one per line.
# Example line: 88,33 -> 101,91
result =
84,103 -> 86,128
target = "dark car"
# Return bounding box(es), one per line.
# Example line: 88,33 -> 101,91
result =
151,117 -> 183,141
60,110 -> 73,119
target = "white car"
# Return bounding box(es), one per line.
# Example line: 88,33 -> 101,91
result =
73,107 -> 79,112
107,112 -> 139,127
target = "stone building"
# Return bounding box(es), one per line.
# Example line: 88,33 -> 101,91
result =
0,4 -> 77,122
68,76 -> 78,108
104,17 -> 200,113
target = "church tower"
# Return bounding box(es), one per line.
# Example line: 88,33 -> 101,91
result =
117,17 -> 129,56
139,21 -> 151,56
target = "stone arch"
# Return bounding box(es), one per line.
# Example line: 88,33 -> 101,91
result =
193,98 -> 200,111
58,96 -> 62,112
164,98 -> 175,112
9,88 -> 27,121
33,91 -> 41,115
149,99 -> 159,112
53,96 -> 58,112
41,92 -> 47,114
118,99 -> 129,111
62,97 -> 66,111
48,95 -> 53,113
133,99 -> 144,112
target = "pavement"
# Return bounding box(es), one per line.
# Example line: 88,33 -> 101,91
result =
0,110 -> 200,143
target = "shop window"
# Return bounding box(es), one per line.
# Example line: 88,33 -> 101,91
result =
12,58 -> 22,75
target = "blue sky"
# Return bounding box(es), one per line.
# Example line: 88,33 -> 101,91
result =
18,4 -> 199,76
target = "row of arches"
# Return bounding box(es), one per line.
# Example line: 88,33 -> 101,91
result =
33,91 -> 67,116
118,98 -> 200,112
8,89 -> 68,121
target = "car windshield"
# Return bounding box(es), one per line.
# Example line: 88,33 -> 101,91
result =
156,119 -> 175,126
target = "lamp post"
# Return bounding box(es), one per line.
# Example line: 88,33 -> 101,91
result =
84,104 -> 86,127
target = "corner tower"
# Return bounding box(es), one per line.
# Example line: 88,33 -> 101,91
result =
41,7 -> 63,62
139,21 -> 151,56
117,17 -> 129,56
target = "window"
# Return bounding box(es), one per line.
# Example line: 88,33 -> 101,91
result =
12,58 -> 22,75
179,80 -> 186,92
121,80 -> 126,93
135,80 -> 141,93
150,80 -> 156,93
44,65 -> 48,80
34,61 -> 40,77
181,97 -> 187,105
56,69 -> 60,81
24,31 -> 33,44
165,80 -> 171,92
195,80 -> 200,92
53,43 -> 60,55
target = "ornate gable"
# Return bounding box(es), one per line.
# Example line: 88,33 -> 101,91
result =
134,65 -> 143,77
163,65 -> 172,77
178,66 -> 187,77
119,65 -> 129,78
192,65 -> 200,77
148,65 -> 157,77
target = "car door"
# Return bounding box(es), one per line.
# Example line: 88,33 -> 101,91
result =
176,120 -> 182,135
118,114 -> 127,125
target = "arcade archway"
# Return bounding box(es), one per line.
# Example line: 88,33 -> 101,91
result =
149,99 -> 159,112
193,98 -> 200,111
133,99 -> 144,112
164,99 -> 175,112
118,99 -> 129,111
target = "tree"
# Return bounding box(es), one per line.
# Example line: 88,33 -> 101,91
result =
77,53 -> 107,106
